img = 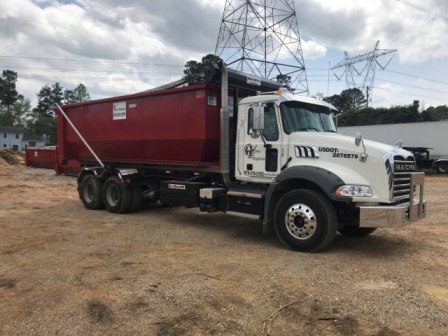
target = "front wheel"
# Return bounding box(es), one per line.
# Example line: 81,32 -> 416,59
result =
274,189 -> 337,252
435,162 -> 448,174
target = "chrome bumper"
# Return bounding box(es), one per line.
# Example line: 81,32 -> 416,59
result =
359,172 -> 426,228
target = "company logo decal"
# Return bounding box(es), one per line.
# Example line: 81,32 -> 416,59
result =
394,162 -> 415,172
113,101 -> 127,120
245,144 -> 258,158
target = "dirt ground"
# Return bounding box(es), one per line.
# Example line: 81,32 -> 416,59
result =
0,162 -> 447,335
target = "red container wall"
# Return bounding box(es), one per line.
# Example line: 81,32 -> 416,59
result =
57,160 -> 81,176
25,148 -> 57,169
58,85 -> 223,169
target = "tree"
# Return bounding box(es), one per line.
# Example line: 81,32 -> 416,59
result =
0,105 -> 13,126
183,54 -> 222,85
0,70 -> 19,113
276,74 -> 292,91
324,94 -> 343,111
51,82 -> 64,106
64,83 -> 90,104
324,88 -> 366,112
340,88 -> 366,111
420,105 -> 448,121
33,83 -> 65,116
11,95 -> 32,126
30,83 -> 65,145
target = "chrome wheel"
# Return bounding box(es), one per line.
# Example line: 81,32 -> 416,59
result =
79,174 -> 104,210
106,184 -> 120,207
83,182 -> 95,203
284,203 -> 317,240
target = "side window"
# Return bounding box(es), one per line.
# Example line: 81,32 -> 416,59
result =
263,106 -> 279,141
247,108 -> 254,134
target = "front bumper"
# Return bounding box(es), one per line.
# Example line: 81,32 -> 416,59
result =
359,173 -> 426,228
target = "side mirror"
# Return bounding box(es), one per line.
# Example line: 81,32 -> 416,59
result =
355,132 -> 368,162
355,132 -> 362,147
248,104 -> 265,136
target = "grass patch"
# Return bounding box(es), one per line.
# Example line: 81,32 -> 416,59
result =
0,278 -> 17,288
86,299 -> 113,324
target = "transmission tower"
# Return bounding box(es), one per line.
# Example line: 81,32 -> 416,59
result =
331,41 -> 397,106
215,0 -> 309,94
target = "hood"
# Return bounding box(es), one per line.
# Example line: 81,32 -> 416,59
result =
286,132 -> 415,202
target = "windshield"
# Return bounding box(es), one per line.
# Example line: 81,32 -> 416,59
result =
280,101 -> 336,134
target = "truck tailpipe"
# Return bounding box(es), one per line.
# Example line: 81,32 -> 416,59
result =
219,61 -> 231,188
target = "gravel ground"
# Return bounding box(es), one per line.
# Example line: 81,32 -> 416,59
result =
0,165 -> 447,336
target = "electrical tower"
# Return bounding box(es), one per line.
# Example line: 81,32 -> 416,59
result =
331,41 -> 397,106
215,0 -> 309,94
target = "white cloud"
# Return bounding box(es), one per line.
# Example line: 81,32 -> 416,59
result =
301,0 -> 448,64
302,40 -> 327,59
0,0 -> 447,109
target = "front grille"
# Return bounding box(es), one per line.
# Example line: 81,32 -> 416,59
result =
393,155 -> 415,201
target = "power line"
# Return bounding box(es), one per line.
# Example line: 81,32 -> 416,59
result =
375,86 -> 447,102
331,41 -> 397,105
1,66 -> 181,75
16,74 -> 179,81
384,69 -> 448,86
0,55 -> 184,67
376,77 -> 448,95
397,0 -> 448,22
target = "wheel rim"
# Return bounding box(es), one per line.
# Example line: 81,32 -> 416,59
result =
284,203 -> 317,240
83,182 -> 95,203
439,164 -> 448,173
106,184 -> 120,207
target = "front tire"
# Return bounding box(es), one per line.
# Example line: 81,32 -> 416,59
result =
274,189 -> 337,252
435,162 -> 448,174
79,174 -> 104,210
103,176 -> 132,213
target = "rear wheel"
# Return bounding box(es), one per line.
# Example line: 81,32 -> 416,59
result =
79,174 -> 104,210
129,186 -> 143,213
103,176 -> 132,213
338,226 -> 376,237
274,189 -> 337,252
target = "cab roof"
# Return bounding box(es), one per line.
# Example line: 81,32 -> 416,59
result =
239,93 -> 338,111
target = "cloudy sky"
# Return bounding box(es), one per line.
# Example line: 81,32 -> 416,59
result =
0,0 -> 447,108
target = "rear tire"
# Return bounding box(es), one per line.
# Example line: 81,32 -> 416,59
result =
338,226 -> 376,237
274,189 -> 337,252
79,174 -> 104,210
129,186 -> 143,213
103,176 -> 132,213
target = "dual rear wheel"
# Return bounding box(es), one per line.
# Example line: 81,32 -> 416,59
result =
79,174 -> 142,213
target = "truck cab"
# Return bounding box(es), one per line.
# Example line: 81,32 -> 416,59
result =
227,91 -> 426,251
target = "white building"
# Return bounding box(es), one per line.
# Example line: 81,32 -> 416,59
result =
0,126 -> 46,150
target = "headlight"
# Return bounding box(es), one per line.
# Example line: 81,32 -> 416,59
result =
335,185 -> 373,197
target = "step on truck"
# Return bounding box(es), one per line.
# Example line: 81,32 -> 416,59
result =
56,63 -> 427,252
